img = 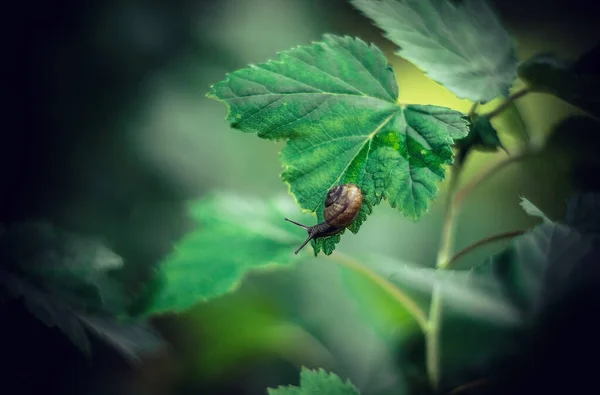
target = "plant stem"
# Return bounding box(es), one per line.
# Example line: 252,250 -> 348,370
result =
445,229 -> 525,269
485,87 -> 530,120
328,251 -> 428,331
425,157 -> 464,389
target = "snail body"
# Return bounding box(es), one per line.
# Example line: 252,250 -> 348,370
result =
285,183 -> 363,254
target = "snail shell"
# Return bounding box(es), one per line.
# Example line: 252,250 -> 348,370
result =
284,183 -> 363,254
324,183 -> 362,228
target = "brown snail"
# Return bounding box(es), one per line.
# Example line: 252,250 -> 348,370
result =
284,183 -> 363,254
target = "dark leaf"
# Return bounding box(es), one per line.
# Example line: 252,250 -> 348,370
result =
78,314 -> 166,364
456,115 -> 505,153
565,192 -> 600,235
518,44 -> 600,118
0,268 -> 91,355
0,222 -> 127,314
473,222 -> 592,318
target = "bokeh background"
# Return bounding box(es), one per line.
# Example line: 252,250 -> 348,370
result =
4,0 -> 600,394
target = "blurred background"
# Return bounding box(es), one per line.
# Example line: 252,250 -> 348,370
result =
3,0 -> 600,394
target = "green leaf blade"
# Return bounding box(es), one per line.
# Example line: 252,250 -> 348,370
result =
209,34 -> 399,138
350,0 -> 518,102
140,195 -> 306,315
209,35 -> 468,254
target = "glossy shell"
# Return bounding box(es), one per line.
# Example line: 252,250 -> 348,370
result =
324,183 -> 362,228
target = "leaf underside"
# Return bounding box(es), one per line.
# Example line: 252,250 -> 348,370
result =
350,0 -> 518,102
209,34 -> 468,254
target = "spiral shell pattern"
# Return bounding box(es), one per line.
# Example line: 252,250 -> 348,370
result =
324,183 -> 363,228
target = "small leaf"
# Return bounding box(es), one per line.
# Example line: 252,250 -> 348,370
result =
350,0 -> 518,102
78,314 -> 166,363
267,367 -> 360,395
208,35 -> 469,254
140,194 -> 307,315
519,196 -> 551,223
565,192 -> 600,235
456,116 -> 505,153
518,44 -> 600,119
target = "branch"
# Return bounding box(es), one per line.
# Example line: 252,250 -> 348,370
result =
327,252 -> 428,332
446,230 -> 525,269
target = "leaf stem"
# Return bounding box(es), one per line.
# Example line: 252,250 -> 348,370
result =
468,102 -> 479,117
445,229 -> 525,269
485,87 -> 530,120
327,252 -> 428,331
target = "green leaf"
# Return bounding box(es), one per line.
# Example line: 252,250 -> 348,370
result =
519,196 -> 551,223
0,222 -> 127,315
208,35 -> 469,255
565,192 -> 600,235
268,367 -> 360,395
140,194 -> 307,315
456,115 -> 505,153
518,44 -> 600,119
350,0 -> 518,102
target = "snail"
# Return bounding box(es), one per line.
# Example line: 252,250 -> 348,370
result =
284,183 -> 363,254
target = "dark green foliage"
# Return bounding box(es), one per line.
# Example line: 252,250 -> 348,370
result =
565,192 -> 600,235
0,222 -> 165,361
7,0 -> 600,394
